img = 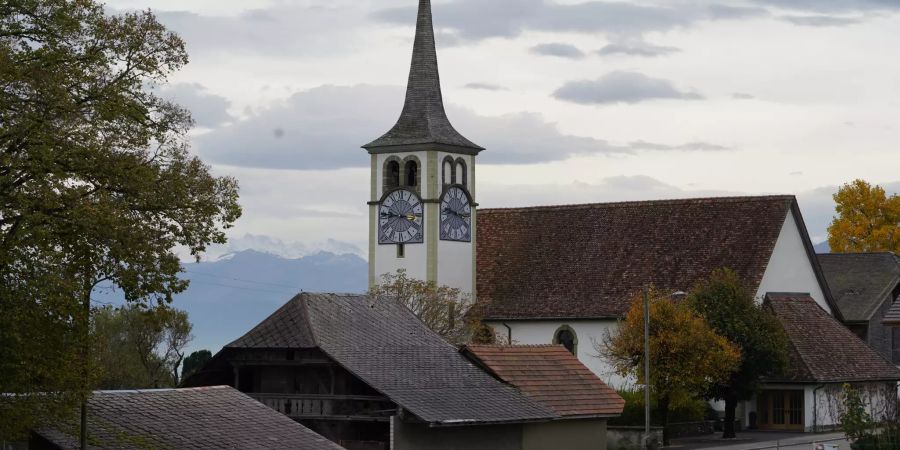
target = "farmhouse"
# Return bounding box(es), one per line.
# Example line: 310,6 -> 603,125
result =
186,293 -> 624,450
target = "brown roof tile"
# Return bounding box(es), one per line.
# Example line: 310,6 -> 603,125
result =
462,344 -> 625,418
477,196 -> 807,319
766,294 -> 900,383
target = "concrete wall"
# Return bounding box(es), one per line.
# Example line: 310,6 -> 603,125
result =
523,419 -> 608,450
487,320 -> 630,388
756,211 -> 830,314
391,418 -> 522,450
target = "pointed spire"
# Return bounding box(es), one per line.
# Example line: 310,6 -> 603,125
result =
363,0 -> 483,154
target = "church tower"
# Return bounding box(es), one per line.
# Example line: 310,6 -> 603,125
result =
364,0 -> 483,296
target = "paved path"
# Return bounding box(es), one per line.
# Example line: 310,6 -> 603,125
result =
670,431 -> 848,450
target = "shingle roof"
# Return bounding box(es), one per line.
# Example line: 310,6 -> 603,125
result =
817,253 -> 900,322
227,293 -> 556,425
362,0 -> 483,154
34,386 -> 344,450
765,294 -> 900,383
462,344 -> 625,418
477,196 -> 820,319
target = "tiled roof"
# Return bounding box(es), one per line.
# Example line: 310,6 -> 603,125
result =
462,344 -> 625,418
477,196 -> 813,319
33,386 -> 344,450
227,293 -> 556,425
817,253 -> 900,322
765,294 -> 900,383
363,0 -> 482,153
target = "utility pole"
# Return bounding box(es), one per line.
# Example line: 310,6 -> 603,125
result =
643,287 -> 651,450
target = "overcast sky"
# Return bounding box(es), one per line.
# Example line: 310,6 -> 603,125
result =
109,0 -> 900,258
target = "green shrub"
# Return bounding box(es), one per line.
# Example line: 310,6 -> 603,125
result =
610,389 -> 708,426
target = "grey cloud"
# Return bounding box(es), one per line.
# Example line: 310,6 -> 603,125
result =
463,83 -> 508,91
553,71 -> 703,105
374,0 -> 767,42
733,92 -> 756,99
195,85 -> 726,170
781,15 -> 863,26
480,175 -> 741,209
529,43 -> 586,59
628,141 -> 730,152
159,83 -> 233,128
597,40 -> 681,57
748,0 -> 900,12
153,6 -> 366,57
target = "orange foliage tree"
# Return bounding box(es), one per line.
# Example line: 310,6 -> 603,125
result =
827,179 -> 899,253
602,288 -> 741,444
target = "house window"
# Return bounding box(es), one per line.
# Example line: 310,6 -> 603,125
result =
553,325 -> 577,355
397,244 -> 405,258
405,160 -> 418,187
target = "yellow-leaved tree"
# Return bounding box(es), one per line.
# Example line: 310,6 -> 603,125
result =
602,289 -> 741,445
827,179 -> 899,253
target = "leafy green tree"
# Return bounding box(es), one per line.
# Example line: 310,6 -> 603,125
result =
0,0 -> 240,438
828,179 -> 899,253
686,269 -> 789,438
93,305 -> 194,389
602,289 -> 741,445
181,349 -> 212,382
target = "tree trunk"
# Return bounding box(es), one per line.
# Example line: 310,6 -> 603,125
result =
723,391 -> 738,439
660,395 -> 671,446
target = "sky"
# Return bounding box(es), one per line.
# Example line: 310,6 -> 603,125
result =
107,0 -> 900,258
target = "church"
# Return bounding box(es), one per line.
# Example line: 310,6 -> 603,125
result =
359,0 -> 900,436
188,0 -> 899,445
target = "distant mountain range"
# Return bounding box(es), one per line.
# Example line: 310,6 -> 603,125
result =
94,250 -> 367,355
814,241 -> 831,253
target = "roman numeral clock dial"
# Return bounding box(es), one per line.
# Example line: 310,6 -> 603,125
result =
379,189 -> 424,244
440,186 -> 472,242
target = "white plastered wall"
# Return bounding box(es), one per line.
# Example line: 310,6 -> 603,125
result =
371,151 -> 476,295
436,152 -> 475,296
756,210 -> 831,314
372,151 -> 429,284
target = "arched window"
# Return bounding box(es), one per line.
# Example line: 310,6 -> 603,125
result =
384,160 -> 400,190
553,325 -> 577,355
455,158 -> 467,187
405,160 -> 418,187
442,156 -> 455,187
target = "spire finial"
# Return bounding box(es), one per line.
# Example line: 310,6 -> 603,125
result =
363,0 -> 483,154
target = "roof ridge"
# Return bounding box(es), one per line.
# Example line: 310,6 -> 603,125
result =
479,195 -> 795,214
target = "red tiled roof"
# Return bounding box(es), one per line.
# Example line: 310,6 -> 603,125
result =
462,344 -> 625,418
766,294 -> 900,383
477,196 -> 806,319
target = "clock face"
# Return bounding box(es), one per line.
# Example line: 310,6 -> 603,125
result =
440,186 -> 472,242
379,189 -> 424,244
